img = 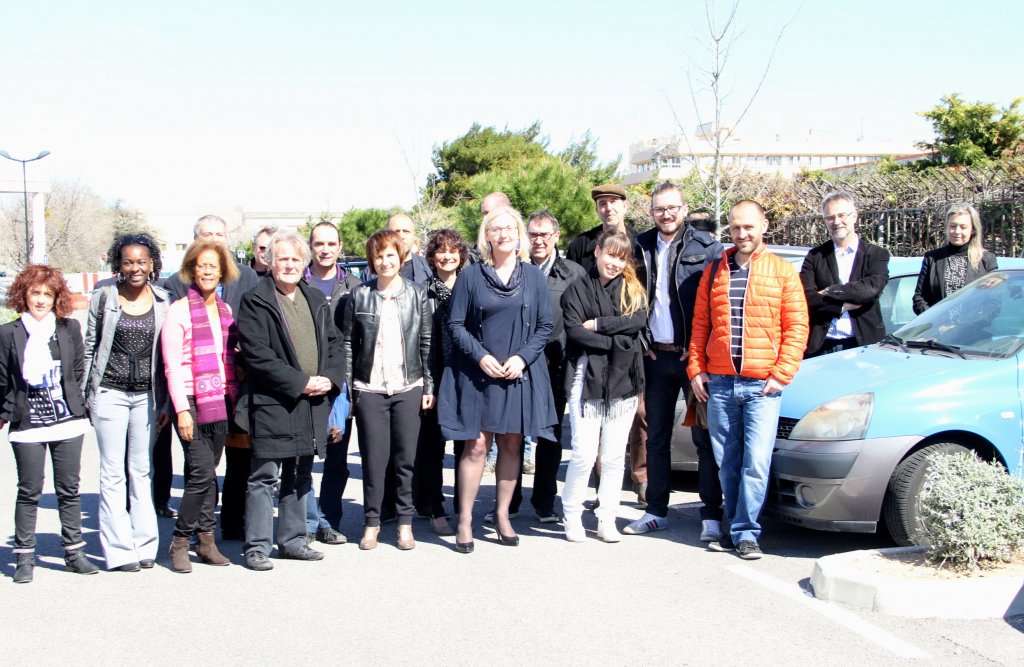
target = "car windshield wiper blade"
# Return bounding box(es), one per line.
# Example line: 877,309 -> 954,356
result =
880,333 -> 908,353
905,339 -> 967,358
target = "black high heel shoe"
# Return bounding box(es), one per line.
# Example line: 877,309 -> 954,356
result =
455,541 -> 475,554
497,532 -> 519,547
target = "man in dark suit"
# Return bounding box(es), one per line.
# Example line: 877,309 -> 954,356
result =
164,214 -> 261,540
800,192 -> 890,358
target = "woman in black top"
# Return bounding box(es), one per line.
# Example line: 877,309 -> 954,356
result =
913,202 -> 998,314
0,265 -> 98,582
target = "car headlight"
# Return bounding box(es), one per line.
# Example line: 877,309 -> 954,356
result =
789,393 -> 874,441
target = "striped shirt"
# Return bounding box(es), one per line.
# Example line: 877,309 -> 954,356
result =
728,255 -> 749,373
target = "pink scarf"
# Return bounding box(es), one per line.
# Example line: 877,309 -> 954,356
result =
187,285 -> 238,425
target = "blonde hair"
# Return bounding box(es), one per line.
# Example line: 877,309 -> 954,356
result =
476,206 -> 530,265
945,202 -> 985,271
595,230 -> 646,317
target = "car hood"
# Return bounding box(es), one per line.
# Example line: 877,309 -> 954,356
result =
780,345 -> 1011,419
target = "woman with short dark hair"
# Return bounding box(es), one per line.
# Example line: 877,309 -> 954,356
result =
0,265 -> 99,583
342,229 -> 433,550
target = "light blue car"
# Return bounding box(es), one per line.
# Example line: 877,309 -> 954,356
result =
769,267 -> 1024,545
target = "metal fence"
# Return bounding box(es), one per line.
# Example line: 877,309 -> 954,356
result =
767,198 -> 1024,258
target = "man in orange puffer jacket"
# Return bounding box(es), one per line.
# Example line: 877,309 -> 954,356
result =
687,200 -> 808,560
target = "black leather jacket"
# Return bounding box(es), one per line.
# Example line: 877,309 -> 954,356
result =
341,278 -> 434,396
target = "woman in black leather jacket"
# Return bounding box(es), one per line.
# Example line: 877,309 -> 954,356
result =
341,229 -> 433,551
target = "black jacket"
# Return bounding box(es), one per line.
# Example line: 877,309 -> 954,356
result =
635,224 -> 724,350
341,278 -> 434,397
0,318 -> 87,431
912,244 -> 998,315
566,225 -> 641,274
561,269 -> 646,404
540,254 -> 586,367
800,238 -> 890,355
236,277 -> 345,459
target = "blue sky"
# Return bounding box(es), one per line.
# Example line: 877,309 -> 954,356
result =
1,0 -> 1020,214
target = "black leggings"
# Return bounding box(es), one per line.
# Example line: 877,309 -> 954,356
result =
355,388 -> 422,527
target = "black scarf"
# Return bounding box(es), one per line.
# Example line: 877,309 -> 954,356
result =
481,261 -> 524,298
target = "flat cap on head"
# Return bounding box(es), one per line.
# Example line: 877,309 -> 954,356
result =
591,183 -> 626,201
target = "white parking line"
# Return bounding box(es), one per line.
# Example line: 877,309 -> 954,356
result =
725,564 -> 930,660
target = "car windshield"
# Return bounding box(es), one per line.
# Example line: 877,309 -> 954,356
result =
890,271 -> 1024,359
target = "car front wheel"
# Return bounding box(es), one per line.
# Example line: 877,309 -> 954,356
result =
881,441 -> 970,546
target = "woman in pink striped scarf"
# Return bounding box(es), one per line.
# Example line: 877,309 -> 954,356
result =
162,240 -> 240,573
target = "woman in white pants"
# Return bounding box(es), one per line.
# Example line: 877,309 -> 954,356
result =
560,230 -> 647,542
84,234 -> 171,571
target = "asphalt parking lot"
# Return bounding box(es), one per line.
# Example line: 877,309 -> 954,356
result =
1,426 -> 1022,666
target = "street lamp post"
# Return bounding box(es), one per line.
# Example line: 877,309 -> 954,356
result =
0,150 -> 51,265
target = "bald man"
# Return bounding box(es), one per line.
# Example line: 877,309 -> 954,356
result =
387,213 -> 431,284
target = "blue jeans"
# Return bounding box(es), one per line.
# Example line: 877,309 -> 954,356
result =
706,374 -> 781,545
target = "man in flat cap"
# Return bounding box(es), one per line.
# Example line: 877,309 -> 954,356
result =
566,183 -> 639,273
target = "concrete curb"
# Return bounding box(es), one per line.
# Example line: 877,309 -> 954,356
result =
810,546 -> 1024,619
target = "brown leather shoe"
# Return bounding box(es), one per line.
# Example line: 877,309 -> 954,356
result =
397,524 -> 416,551
196,532 -> 230,566
359,526 -> 380,551
169,536 -> 192,573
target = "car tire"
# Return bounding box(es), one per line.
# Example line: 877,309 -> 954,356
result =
882,441 -> 970,547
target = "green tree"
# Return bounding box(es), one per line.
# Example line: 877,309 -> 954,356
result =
558,130 -> 620,186
337,207 -> 396,258
428,121 -> 549,206
449,156 -> 601,245
918,93 -> 1024,166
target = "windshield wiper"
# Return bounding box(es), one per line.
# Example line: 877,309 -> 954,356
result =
905,339 -> 967,359
880,333 -> 908,353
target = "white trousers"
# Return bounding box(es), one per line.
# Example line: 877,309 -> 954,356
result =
92,388 -> 159,568
561,356 -> 639,525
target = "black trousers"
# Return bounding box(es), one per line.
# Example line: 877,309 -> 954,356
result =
319,422 -> 352,529
12,435 -> 85,551
221,445 -> 251,534
151,423 -> 173,509
174,414 -> 227,538
413,407 -> 448,518
355,388 -> 422,527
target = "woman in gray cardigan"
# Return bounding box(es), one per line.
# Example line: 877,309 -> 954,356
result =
84,233 -> 171,572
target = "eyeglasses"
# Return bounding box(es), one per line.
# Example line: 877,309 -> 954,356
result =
487,224 -> 517,236
527,231 -> 554,241
824,211 -> 855,224
651,205 -> 682,216
195,263 -> 221,273
256,245 -> 268,252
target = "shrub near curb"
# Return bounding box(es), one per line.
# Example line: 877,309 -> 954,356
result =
920,451 -> 1024,571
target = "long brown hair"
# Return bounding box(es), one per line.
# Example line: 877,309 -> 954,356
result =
595,230 -> 646,317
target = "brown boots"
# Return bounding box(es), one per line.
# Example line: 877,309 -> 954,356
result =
172,533 -> 230,572
397,524 -> 416,551
196,532 -> 230,566
169,536 -> 192,573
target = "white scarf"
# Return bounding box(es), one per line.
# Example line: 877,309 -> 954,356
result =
20,311 -> 57,387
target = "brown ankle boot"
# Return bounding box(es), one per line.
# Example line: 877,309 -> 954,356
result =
169,536 -> 193,573
359,526 -> 380,551
196,532 -> 230,566
397,524 -> 416,551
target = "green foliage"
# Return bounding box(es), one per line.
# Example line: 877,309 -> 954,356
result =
918,94 -> 1024,166
448,156 -> 602,247
429,121 -> 549,206
920,451 -> 1024,571
337,207 -> 396,258
558,130 -> 620,186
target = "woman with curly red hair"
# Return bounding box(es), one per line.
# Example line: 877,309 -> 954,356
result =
0,265 -> 99,583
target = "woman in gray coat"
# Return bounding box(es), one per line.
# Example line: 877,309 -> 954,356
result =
84,233 -> 171,572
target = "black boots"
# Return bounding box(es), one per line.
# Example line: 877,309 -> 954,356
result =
13,552 -> 34,584
64,549 -> 99,575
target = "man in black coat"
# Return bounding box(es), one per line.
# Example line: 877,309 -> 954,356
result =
236,230 -> 346,571
566,183 -> 639,273
800,192 -> 890,358
163,214 -> 261,540
624,182 -> 724,540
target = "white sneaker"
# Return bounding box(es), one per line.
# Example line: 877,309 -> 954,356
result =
596,520 -> 621,543
623,512 -> 668,535
564,517 -> 586,542
700,519 -> 723,542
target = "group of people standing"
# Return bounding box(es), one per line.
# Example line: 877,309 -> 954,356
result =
1,183 -> 998,580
